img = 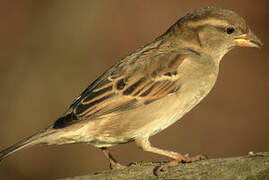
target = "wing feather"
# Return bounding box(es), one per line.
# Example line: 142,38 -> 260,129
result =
53,51 -> 186,129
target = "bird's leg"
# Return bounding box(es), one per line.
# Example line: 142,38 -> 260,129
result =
135,138 -> 206,172
100,147 -> 125,169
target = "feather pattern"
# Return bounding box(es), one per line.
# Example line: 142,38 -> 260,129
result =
53,46 -> 187,129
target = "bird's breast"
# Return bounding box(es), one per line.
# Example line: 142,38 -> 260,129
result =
136,70 -> 219,138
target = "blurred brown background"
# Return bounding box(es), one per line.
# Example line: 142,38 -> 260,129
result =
0,0 -> 268,179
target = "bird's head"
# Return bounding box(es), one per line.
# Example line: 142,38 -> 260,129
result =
167,6 -> 263,61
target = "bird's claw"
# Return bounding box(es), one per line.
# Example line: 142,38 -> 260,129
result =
154,154 -> 208,177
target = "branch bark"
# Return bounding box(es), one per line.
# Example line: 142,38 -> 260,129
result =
60,152 -> 269,180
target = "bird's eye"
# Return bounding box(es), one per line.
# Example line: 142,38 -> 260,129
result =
226,26 -> 235,34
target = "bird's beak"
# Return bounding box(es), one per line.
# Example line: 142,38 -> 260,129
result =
234,29 -> 263,48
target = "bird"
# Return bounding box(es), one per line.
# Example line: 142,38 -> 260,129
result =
0,6 -> 262,171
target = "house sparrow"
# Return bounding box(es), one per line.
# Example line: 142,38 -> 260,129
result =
0,6 -> 262,171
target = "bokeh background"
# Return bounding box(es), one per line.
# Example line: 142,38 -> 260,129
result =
0,0 -> 268,179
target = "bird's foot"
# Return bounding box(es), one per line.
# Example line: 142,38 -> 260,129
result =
101,147 -> 126,170
182,153 -> 207,163
154,154 -> 207,176
109,161 -> 126,170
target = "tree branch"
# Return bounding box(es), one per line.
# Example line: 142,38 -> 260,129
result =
60,152 -> 269,180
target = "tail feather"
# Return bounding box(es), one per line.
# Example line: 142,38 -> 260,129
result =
0,136 -> 34,162
0,126 -> 54,162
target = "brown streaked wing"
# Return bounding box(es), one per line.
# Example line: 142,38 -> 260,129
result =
53,51 -> 186,129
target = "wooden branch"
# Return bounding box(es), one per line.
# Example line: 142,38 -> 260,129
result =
60,152 -> 269,180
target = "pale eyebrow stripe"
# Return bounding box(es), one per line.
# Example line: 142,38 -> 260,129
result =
188,17 -> 229,28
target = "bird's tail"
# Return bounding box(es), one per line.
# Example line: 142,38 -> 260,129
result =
0,125 -> 55,162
